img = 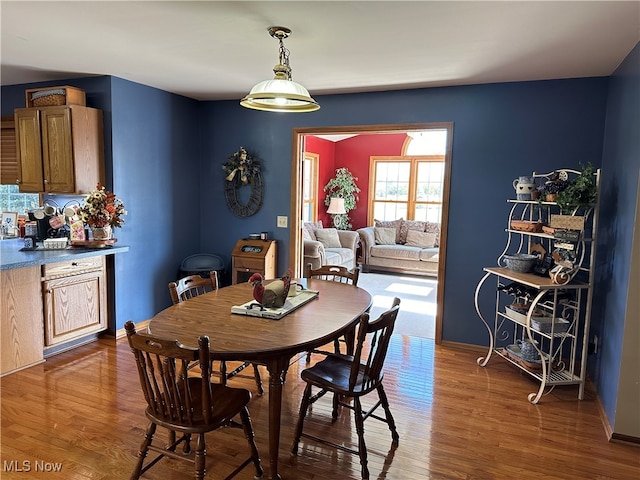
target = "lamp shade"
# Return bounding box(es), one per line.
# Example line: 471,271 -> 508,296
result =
241,26 -> 320,113
240,78 -> 319,112
326,197 -> 346,215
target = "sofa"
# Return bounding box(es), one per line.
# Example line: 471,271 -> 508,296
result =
303,221 -> 359,271
357,219 -> 441,276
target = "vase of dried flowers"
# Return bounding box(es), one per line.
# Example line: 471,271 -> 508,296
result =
79,184 -> 126,240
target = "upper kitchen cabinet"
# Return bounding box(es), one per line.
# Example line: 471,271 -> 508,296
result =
14,105 -> 105,193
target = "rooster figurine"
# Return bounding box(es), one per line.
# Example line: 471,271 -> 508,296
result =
248,270 -> 292,308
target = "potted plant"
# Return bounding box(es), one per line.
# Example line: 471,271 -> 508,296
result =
323,167 -> 360,230
536,171 -> 568,202
554,163 -> 597,213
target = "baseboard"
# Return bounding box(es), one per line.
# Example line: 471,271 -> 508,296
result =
611,432 -> 640,446
114,319 -> 151,339
441,340 -> 485,352
593,384 -> 640,446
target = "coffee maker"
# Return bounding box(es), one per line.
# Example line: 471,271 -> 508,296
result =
27,211 -> 59,241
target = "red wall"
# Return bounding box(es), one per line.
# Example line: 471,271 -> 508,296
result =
315,133 -> 408,230
304,135 -> 335,227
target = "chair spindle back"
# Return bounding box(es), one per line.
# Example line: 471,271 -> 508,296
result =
169,271 -> 219,305
125,322 -> 213,426
305,264 -> 360,286
349,297 -> 400,392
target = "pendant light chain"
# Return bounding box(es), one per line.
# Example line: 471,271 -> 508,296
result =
278,35 -> 292,81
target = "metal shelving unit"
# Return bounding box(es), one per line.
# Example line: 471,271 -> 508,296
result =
474,168 -> 599,404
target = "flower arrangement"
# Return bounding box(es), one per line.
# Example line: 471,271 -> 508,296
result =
223,146 -> 261,185
79,184 -> 127,228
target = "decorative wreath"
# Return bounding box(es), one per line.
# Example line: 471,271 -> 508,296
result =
223,147 -> 263,217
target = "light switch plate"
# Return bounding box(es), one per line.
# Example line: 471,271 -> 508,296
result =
277,216 -> 288,228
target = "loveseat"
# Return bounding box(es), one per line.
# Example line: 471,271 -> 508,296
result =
357,219 -> 441,276
303,221 -> 359,271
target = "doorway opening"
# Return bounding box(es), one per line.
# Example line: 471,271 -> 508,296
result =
289,123 -> 453,344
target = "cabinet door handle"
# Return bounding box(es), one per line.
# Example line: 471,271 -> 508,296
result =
15,179 -> 20,184
44,179 -> 49,184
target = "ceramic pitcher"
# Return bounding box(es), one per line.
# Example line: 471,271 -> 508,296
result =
513,176 -> 535,200
516,339 -> 539,361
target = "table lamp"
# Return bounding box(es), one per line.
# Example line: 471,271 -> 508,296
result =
327,197 -> 346,228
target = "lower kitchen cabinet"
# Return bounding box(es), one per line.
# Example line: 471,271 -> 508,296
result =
0,266 -> 44,376
42,256 -> 107,351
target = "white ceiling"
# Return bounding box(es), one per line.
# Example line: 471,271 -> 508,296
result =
1,1 -> 639,102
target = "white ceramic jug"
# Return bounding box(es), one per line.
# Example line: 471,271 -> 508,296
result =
513,176 -> 535,200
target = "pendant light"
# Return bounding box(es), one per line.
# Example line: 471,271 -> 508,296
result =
241,26 -> 319,113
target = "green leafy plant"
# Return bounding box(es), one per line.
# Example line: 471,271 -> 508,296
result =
323,167 -> 360,230
555,163 -> 597,213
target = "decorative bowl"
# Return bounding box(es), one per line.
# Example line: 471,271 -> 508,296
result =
504,253 -> 537,273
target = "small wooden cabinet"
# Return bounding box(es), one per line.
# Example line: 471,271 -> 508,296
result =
42,256 -> 107,351
14,105 -> 104,193
231,239 -> 277,284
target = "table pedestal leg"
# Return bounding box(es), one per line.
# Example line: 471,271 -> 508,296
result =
265,358 -> 289,480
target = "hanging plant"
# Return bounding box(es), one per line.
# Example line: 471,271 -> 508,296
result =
223,147 -> 263,217
323,167 -> 360,230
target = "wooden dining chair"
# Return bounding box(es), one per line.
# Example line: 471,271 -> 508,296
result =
291,297 -> 401,480
124,321 -> 263,480
304,263 -> 361,361
168,270 -> 219,304
168,272 -> 264,395
305,263 -> 360,286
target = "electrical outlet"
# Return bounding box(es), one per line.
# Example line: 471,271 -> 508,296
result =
277,216 -> 288,228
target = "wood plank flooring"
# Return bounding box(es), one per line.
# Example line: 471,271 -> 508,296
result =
1,335 -> 638,479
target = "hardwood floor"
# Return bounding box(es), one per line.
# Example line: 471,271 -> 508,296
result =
1,335 -> 638,479
357,272 -> 437,339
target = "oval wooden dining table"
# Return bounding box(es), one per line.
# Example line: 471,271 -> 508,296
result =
148,278 -> 372,480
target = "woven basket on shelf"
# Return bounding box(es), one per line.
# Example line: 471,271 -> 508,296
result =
510,220 -> 543,233
25,85 -> 86,108
30,88 -> 67,107
31,94 -> 67,107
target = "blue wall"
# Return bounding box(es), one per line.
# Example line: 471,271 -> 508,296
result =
2,76 -> 610,340
109,77 -> 202,329
3,50 -> 637,433
592,42 -> 640,425
203,79 -> 609,346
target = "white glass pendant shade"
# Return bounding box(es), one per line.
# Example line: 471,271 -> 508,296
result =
241,78 -> 319,112
241,26 -> 320,113
241,80 -> 319,112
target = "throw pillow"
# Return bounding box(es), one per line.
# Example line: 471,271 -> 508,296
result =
303,221 -> 323,241
399,220 -> 426,244
424,221 -> 441,247
374,218 -> 403,243
405,230 -> 437,248
315,228 -> 342,248
374,227 -> 398,245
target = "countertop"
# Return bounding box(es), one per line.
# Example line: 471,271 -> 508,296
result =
0,238 -> 129,271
